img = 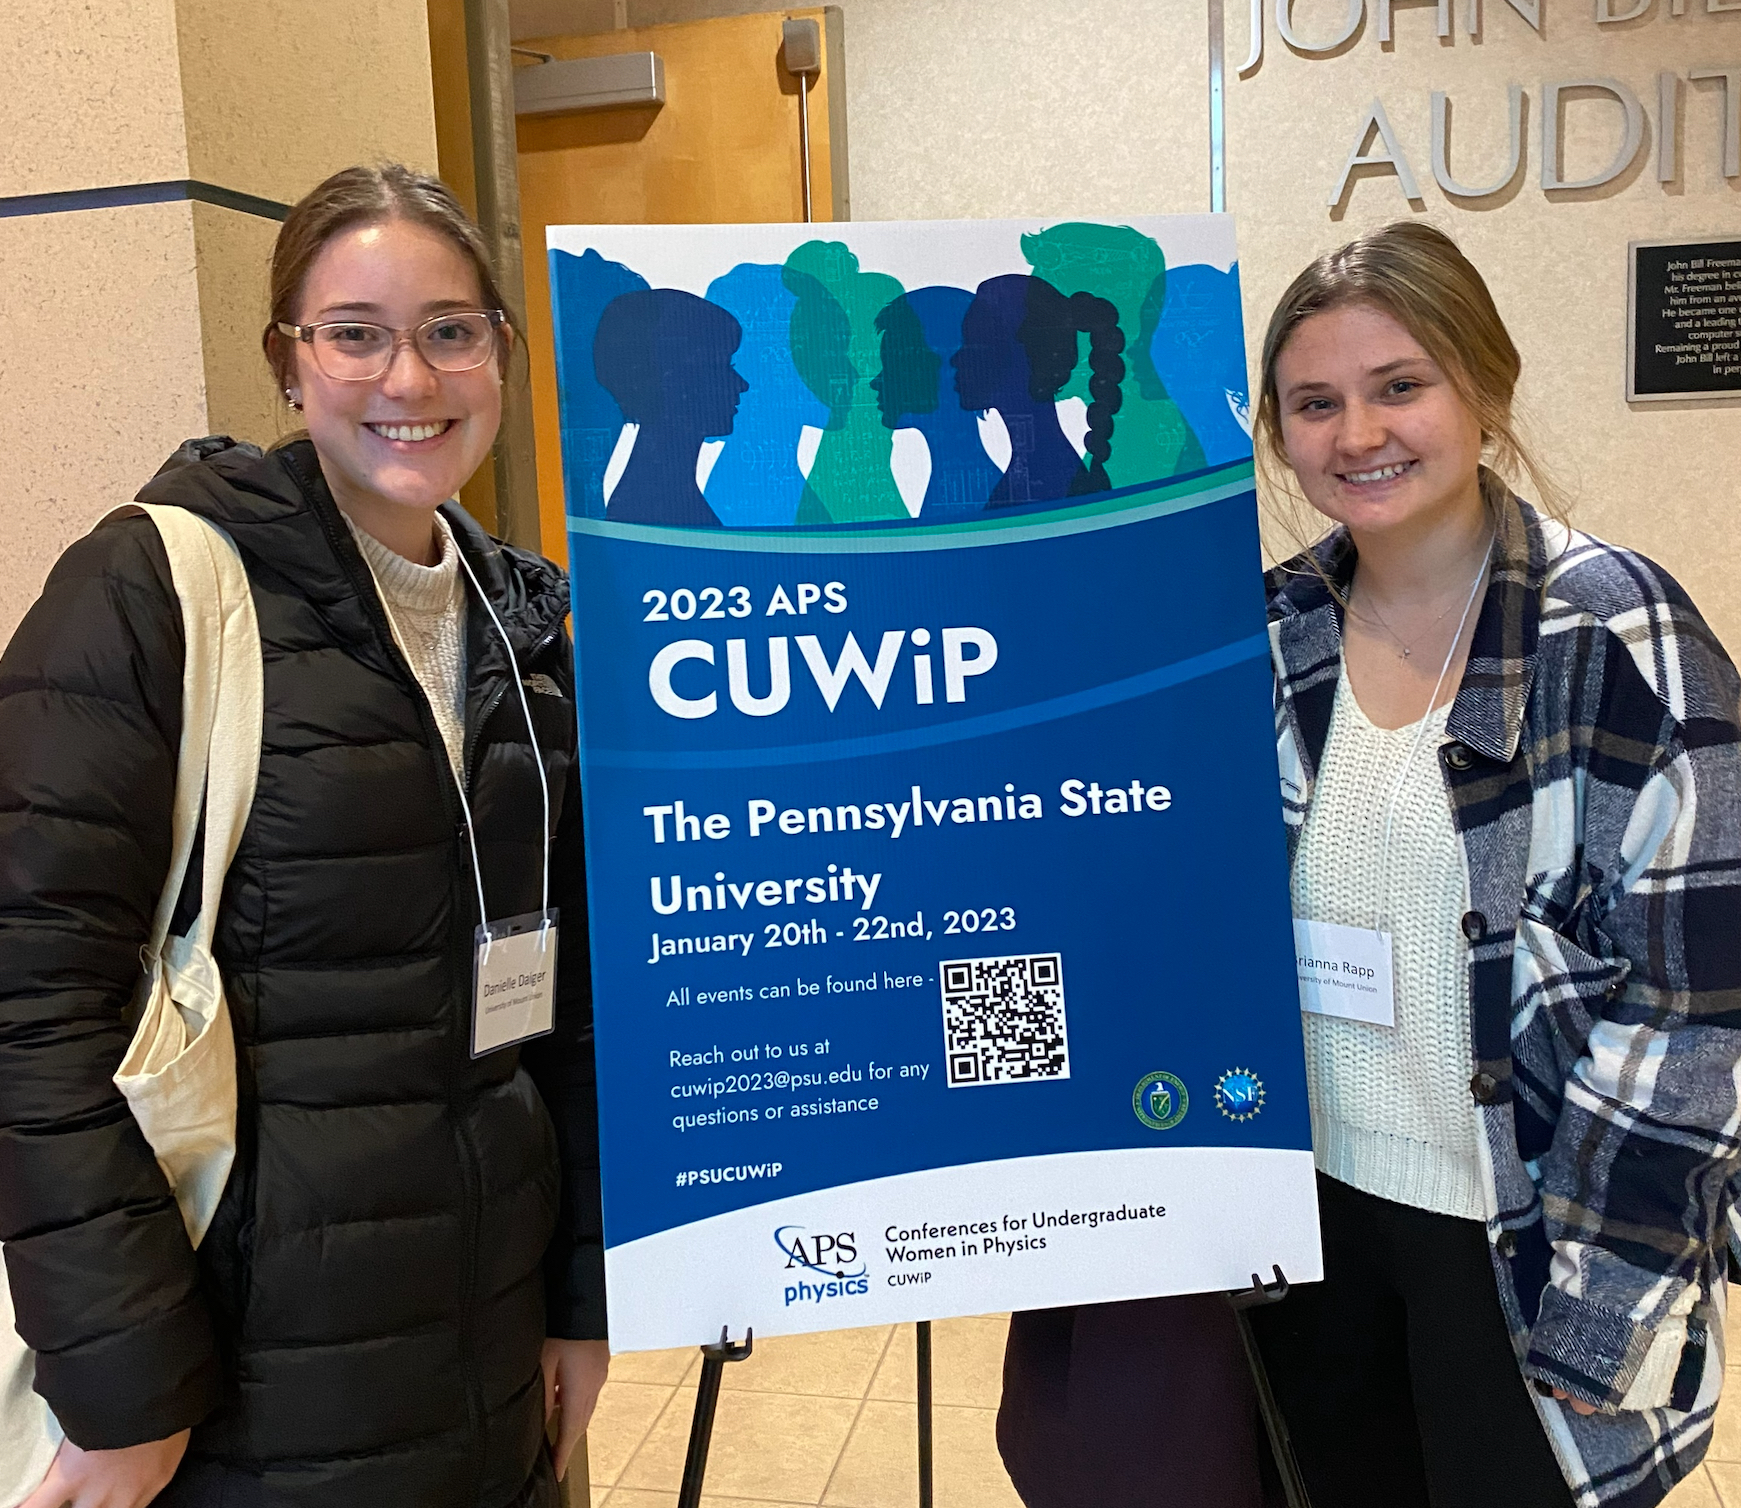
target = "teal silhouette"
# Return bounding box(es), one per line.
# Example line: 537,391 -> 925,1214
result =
704,263 -> 830,526
550,248 -> 650,519
781,241 -> 907,524
592,289 -> 747,528
1021,223 -> 1204,486
872,287 -> 1002,517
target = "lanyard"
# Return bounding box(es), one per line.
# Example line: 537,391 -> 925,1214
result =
1371,533 -> 1493,934
357,523 -> 552,954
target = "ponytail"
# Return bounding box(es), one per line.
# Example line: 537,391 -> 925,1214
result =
1069,290 -> 1124,496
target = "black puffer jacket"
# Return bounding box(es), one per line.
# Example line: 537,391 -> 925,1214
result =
0,438 -> 603,1506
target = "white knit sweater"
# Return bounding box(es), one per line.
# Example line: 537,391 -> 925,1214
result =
346,512 -> 467,782
1291,669 -> 1487,1221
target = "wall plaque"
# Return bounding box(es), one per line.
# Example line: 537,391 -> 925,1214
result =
1629,237 -> 1741,403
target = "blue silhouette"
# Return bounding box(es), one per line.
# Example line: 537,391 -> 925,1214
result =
1148,264 -> 1253,467
702,263 -> 830,527
952,275 -> 1124,507
550,249 -> 650,520
872,286 -> 1002,517
592,289 -> 748,528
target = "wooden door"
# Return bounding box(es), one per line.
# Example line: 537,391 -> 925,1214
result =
512,7 -> 847,564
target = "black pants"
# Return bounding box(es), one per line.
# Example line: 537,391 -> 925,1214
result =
1251,1174 -> 1575,1508
998,1293 -> 1280,1507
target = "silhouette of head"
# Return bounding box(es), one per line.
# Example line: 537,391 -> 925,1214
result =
550,247 -> 649,517
592,288 -> 747,439
954,274 -> 1125,496
1022,223 -> 1168,398
782,240 -> 903,422
871,293 -> 942,428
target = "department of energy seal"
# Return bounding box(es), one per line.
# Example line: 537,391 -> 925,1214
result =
1132,1071 -> 1188,1131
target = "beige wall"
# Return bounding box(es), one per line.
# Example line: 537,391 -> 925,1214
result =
1230,1 -> 1741,648
567,0 -> 1741,653
0,0 -> 440,645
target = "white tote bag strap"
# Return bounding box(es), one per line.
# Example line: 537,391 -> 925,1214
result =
117,504 -> 263,951
108,503 -> 258,1245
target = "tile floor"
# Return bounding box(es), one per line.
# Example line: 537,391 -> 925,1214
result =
580,1307 -> 1741,1506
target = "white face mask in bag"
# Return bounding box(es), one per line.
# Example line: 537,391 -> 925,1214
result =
1,503 -> 259,1505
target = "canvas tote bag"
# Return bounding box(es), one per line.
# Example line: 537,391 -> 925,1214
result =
0,504 -> 261,1507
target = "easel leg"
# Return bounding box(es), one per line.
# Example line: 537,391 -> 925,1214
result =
677,1328 -> 754,1508
1227,1268 -> 1314,1508
916,1320 -> 934,1508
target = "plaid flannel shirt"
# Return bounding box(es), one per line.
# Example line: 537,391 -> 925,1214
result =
1268,498 -> 1741,1507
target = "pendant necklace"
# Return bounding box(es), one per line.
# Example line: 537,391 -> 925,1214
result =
1354,551 -> 1490,662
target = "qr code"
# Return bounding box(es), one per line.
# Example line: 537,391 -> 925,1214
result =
940,953 -> 1069,1087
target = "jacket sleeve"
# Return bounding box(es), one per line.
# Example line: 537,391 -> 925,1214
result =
0,517 -> 223,1447
1523,616 -> 1741,1412
521,692 -> 606,1342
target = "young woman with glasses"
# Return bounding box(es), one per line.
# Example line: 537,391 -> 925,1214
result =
0,165 -> 605,1508
1251,222 -> 1741,1508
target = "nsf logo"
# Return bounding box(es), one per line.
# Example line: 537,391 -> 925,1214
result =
775,1226 -> 870,1310
1132,1071 -> 1188,1131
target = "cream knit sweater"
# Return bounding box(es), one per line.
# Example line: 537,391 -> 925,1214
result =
346,512 -> 467,782
1291,669 -> 1487,1221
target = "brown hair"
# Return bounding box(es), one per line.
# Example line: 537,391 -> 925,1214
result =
1253,220 -> 1564,559
261,163 -> 517,403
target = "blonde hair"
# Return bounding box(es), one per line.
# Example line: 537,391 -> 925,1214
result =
1253,221 -> 1564,561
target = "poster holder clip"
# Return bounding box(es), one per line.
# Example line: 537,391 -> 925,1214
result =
1226,1266 -> 1315,1508
677,1326 -> 754,1508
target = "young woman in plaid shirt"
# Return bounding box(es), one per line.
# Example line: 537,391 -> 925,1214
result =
1249,222 -> 1741,1508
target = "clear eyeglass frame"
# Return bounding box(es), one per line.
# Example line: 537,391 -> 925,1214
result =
275,309 -> 508,382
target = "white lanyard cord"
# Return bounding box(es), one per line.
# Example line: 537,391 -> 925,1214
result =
454,546 -> 553,933
354,528 -> 552,953
1373,533 -> 1494,933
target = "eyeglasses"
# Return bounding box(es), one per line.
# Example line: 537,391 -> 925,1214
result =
276,310 -> 507,382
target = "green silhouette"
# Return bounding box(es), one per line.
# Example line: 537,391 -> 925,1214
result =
782,241 -> 908,524
1021,223 -> 1205,487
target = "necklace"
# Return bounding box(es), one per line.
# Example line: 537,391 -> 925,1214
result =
1352,545 -> 1492,661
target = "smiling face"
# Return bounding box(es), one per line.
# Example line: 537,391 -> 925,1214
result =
288,218 -> 505,546
1274,301 -> 1485,543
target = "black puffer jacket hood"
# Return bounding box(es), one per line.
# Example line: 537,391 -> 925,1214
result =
0,439 -> 601,1508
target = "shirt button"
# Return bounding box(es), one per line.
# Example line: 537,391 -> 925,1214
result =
1470,1072 -> 1500,1104
1461,910 -> 1487,942
1497,1231 -> 1518,1258
1442,742 -> 1475,772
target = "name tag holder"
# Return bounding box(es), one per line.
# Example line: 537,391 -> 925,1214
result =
473,909 -> 559,1058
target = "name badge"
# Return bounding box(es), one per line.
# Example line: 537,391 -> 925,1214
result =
1294,918 -> 1394,1027
472,909 -> 559,1057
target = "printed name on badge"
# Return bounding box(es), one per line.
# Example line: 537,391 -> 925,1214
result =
473,910 -> 559,1057
1294,918 -> 1395,1027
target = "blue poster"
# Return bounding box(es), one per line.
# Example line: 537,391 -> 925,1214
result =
549,217 -> 1320,1351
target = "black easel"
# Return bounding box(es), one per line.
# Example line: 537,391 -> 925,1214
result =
680,1292 -> 1302,1508
1228,1266 -> 1314,1508
678,1321 -> 935,1507
677,1327 -> 754,1508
